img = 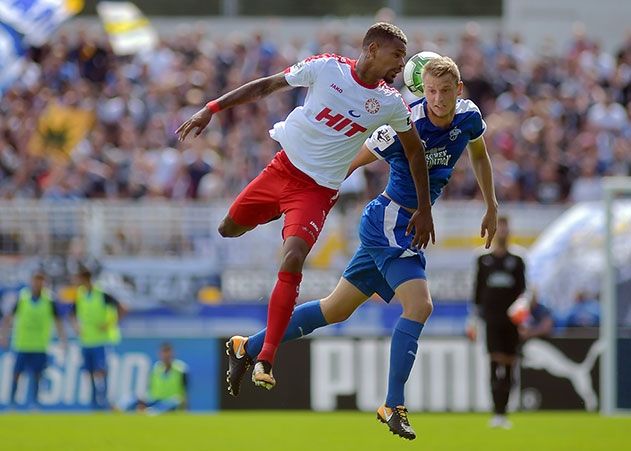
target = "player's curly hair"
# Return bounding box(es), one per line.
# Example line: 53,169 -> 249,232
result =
362,22 -> 407,48
423,56 -> 461,84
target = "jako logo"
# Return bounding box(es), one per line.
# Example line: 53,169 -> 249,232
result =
316,107 -> 367,137
330,83 -> 343,93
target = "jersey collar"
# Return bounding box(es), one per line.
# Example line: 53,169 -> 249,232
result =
350,60 -> 380,89
423,99 -> 456,130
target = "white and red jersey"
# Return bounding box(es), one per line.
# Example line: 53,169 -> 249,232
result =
269,54 -> 412,190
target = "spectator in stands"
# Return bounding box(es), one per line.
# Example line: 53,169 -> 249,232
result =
569,155 -> 603,202
0,23 -> 629,204
563,291 -> 600,328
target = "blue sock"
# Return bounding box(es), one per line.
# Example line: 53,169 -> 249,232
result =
245,300 -> 328,357
385,317 -> 423,407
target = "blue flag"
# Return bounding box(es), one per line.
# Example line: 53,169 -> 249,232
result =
0,0 -> 83,94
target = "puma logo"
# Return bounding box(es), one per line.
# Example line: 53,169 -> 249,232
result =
521,339 -> 604,411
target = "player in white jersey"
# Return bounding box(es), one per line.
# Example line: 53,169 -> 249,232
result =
177,23 -> 435,390
225,56 -> 498,440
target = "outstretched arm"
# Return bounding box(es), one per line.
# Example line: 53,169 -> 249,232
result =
177,73 -> 292,141
398,127 -> 435,249
346,144 -> 379,179
468,136 -> 498,249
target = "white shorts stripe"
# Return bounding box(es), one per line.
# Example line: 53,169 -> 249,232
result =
383,201 -> 400,247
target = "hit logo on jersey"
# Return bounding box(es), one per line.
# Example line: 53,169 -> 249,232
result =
315,107 -> 367,137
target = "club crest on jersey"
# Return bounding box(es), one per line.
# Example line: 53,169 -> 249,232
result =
449,127 -> 462,141
365,98 -> 380,114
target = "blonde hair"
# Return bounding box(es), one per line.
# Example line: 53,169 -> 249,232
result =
423,56 -> 461,84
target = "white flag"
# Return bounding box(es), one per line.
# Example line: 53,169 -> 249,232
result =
97,1 -> 158,56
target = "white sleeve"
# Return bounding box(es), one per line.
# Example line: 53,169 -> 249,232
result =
283,55 -> 330,88
389,97 -> 412,133
364,125 -> 398,160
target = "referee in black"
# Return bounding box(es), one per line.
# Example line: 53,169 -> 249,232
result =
471,215 -> 525,429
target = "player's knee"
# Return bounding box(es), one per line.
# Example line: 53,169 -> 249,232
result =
280,248 -> 307,272
217,220 -> 233,237
403,296 -> 433,322
423,297 -> 434,316
218,218 -> 245,237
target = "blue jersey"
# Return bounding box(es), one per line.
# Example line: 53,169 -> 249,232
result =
343,97 -> 486,302
364,98 -> 486,209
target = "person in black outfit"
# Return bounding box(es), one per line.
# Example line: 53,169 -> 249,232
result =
470,215 -> 525,429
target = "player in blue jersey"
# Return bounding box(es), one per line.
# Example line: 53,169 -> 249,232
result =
226,56 -> 498,440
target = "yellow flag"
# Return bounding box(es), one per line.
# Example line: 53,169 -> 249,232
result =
97,2 -> 158,55
28,102 -> 95,161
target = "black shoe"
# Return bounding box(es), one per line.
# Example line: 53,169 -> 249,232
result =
225,336 -> 253,396
252,360 -> 276,390
376,404 -> 416,440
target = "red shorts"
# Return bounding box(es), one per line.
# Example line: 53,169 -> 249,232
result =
228,151 -> 339,248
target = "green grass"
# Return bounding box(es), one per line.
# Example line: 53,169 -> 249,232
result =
1,411 -> 629,451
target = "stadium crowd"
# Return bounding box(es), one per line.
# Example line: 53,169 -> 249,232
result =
0,22 -> 629,204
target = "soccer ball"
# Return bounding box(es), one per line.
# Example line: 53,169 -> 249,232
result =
403,51 -> 441,97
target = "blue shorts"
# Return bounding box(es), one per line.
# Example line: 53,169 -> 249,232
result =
13,352 -> 48,375
81,346 -> 107,373
342,195 -> 427,303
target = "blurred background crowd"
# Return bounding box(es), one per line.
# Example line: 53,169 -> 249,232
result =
1,21 -> 630,205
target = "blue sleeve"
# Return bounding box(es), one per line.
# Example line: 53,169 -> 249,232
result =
469,111 -> 486,142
